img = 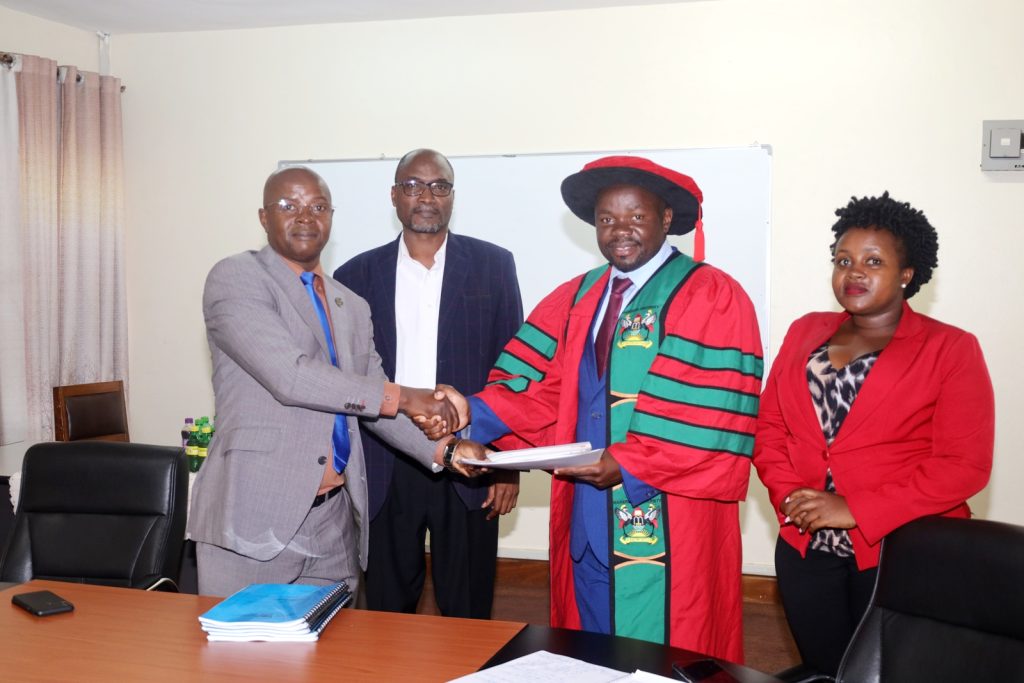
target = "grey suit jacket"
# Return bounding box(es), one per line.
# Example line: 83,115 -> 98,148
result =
187,245 -> 439,569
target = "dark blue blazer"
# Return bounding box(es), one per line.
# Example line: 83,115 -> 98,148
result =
333,233 -> 523,518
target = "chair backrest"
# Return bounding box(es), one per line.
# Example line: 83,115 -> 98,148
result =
0,441 -> 188,590
52,380 -> 129,442
837,516 -> 1024,683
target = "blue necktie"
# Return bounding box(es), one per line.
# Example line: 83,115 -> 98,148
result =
300,272 -> 350,473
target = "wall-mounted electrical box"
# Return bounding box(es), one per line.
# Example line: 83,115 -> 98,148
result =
981,120 -> 1024,171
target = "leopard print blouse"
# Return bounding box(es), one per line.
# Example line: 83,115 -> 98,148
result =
805,342 -> 879,557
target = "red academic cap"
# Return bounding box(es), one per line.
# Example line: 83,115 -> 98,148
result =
560,155 -> 706,261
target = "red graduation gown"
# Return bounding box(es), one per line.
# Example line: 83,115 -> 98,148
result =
478,263 -> 763,662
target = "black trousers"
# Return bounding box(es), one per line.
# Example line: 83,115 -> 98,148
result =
365,455 -> 498,618
774,536 -> 878,677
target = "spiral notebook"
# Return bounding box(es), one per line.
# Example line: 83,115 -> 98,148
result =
198,582 -> 351,642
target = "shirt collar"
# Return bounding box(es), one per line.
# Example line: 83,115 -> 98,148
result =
278,253 -> 326,281
398,232 -> 448,271
609,240 -> 674,291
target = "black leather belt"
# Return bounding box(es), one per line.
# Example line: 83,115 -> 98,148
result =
311,485 -> 344,508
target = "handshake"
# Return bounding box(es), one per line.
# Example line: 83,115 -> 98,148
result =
399,384 -> 469,439
398,384 -> 486,477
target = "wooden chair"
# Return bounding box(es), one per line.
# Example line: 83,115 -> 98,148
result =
52,380 -> 129,442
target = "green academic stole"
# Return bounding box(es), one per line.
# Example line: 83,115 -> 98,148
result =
575,252 -> 701,645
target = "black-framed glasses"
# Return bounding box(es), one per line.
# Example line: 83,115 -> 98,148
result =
264,198 -> 334,216
394,179 -> 453,197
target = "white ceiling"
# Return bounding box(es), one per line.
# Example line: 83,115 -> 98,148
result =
0,0 -> 697,34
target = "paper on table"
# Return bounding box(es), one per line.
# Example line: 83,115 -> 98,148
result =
457,441 -> 601,471
620,671 -> 678,682
447,650 -> 626,683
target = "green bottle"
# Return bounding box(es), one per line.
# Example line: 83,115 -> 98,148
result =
195,424 -> 212,470
186,425 -> 202,473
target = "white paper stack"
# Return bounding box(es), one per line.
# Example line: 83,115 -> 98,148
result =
458,441 -> 601,471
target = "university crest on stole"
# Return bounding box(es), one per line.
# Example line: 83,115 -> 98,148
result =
616,502 -> 660,545
616,309 -> 657,349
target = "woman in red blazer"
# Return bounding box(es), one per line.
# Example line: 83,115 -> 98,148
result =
753,192 -> 994,676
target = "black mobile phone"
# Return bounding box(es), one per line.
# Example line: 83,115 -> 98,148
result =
672,658 -> 741,683
12,590 -> 75,617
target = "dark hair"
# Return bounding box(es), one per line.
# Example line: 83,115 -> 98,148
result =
831,191 -> 938,299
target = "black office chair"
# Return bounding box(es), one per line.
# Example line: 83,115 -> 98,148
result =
831,516 -> 1024,682
773,516 -> 1024,683
0,441 -> 188,591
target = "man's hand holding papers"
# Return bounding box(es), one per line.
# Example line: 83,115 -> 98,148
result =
553,448 -> 623,489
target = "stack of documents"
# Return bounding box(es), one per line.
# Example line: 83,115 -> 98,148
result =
459,441 -> 601,471
198,582 -> 351,642
448,650 -> 678,682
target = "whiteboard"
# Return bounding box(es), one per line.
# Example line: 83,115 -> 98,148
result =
285,146 -> 772,356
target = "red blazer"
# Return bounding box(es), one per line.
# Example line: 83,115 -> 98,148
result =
754,302 -> 994,569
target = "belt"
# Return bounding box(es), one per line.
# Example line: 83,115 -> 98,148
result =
311,485 -> 344,508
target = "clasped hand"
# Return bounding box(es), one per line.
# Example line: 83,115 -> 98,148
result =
403,384 -> 470,439
780,488 -> 856,534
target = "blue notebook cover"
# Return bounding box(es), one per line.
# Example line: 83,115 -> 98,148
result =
199,583 -> 347,629
202,590 -> 352,642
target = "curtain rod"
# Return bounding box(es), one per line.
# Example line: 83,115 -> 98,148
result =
0,51 -> 125,91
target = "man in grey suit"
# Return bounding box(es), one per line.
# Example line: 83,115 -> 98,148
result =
188,166 -> 484,597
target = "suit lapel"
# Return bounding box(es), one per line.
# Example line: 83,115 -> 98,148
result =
571,267 -> 609,388
323,275 -> 357,368
780,313 -> 843,441
371,239 -> 400,369
832,303 -> 926,448
438,233 -> 469,354
256,246 -> 331,356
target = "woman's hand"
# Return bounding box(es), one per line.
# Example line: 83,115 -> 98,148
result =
781,488 -> 856,534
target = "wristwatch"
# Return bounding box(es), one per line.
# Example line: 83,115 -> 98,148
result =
442,438 -> 462,472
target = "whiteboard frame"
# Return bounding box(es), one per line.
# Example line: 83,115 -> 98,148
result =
283,145 -> 772,363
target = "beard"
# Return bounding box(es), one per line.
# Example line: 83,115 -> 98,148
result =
407,221 -> 444,234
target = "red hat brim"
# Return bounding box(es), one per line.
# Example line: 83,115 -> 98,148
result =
560,157 -> 703,236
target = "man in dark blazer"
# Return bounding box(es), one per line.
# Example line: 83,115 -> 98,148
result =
188,166 -> 484,597
334,149 -> 523,618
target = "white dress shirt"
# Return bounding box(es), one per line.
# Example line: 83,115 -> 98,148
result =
394,234 -> 447,387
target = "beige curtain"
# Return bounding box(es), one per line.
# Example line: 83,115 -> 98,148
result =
0,56 -> 26,445
56,65 -> 127,389
4,54 -> 128,443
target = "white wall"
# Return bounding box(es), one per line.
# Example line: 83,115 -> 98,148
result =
0,6 -> 98,70
102,0 -> 1023,571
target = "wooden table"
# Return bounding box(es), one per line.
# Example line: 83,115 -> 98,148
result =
0,580 -> 525,682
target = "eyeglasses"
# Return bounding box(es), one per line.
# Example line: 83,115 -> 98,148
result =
265,199 -> 334,216
394,180 -> 454,197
